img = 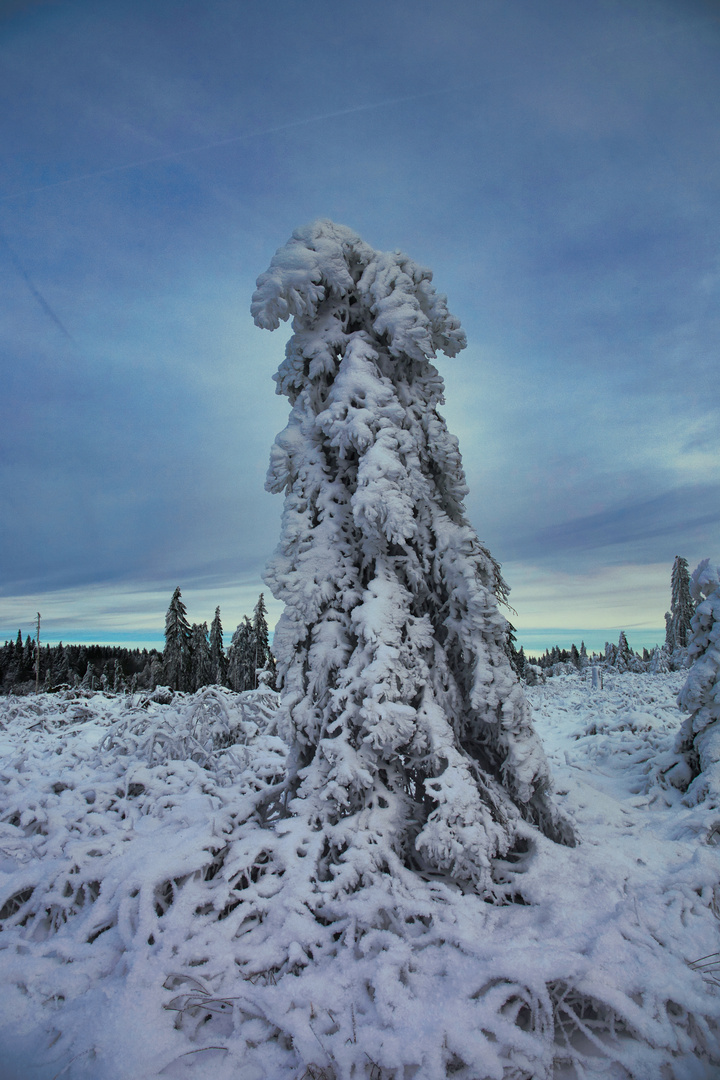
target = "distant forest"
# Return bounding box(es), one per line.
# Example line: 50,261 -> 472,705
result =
0,589 -> 275,696
0,556 -> 695,695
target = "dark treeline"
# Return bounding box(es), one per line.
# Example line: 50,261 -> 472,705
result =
0,635 -> 163,695
0,590 -> 276,696
527,634 -> 646,674
2,556 -> 693,694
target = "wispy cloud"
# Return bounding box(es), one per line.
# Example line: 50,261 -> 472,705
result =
517,486 -> 720,563
504,561 -> 672,632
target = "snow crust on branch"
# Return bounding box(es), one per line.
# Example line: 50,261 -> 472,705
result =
251,219 -> 466,365
676,559 -> 720,803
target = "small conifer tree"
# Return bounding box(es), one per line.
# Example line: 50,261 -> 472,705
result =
80,662 -> 94,690
227,616 -> 254,692
664,610 -> 675,652
614,630 -> 634,672
163,587 -> 192,691
209,607 -> 227,686
670,555 -> 694,651
252,593 -> 271,688
650,644 -> 671,674
110,658 -> 121,693
190,622 -> 212,691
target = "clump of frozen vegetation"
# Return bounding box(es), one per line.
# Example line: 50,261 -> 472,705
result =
0,687 -> 285,949
675,560 -> 720,804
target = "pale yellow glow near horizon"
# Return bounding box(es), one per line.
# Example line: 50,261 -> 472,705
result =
1,562 -> 670,646
0,579 -> 283,642
504,562 -> 669,630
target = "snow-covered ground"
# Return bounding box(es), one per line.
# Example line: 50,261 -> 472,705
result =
0,674 -> 718,1079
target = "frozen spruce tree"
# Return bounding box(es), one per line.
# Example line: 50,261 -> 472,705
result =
670,555 -> 694,651
163,586 -> 192,691
252,220 -> 572,895
209,606 -> 227,686
189,621 -> 212,690
252,592 -> 272,686
676,559 -> 720,802
227,615 -> 254,691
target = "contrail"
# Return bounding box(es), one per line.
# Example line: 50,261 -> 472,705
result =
0,227 -> 77,343
0,89 -> 450,203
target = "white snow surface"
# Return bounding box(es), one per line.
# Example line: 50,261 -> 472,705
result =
0,674 -> 719,1079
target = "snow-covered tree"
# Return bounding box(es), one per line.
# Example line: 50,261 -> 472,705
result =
613,631 -> 632,672
112,657 -> 126,693
670,555 -> 694,651
163,587 -> 192,692
51,643 -> 70,687
664,609 -> 675,652
676,559 -> 720,802
190,622 -> 212,691
80,662 -> 95,690
253,219 -> 572,894
226,616 -> 254,692
155,221 -> 581,1079
650,644 -> 671,674
252,592 -> 271,688
209,606 -> 227,686
149,654 -> 164,690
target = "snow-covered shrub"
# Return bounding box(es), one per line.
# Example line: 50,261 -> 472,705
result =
650,645 -> 671,674
676,559 -> 720,803
101,684 -> 279,768
524,663 -> 545,685
3,654 -> 720,1074
4,677 -> 718,1078
0,688 -> 286,961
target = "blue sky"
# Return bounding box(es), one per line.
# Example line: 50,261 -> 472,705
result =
1,0 -> 718,654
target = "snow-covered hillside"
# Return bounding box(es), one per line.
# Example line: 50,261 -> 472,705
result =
0,674 -> 718,1079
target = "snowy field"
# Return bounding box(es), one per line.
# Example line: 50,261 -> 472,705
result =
1,673 -> 719,1079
